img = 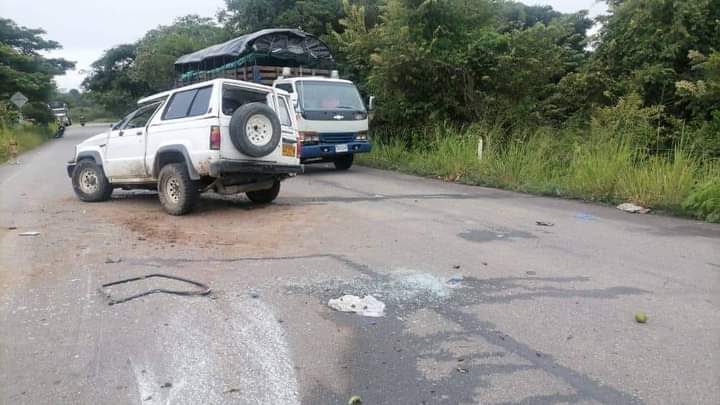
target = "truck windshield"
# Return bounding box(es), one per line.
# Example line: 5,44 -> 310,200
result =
296,81 -> 364,112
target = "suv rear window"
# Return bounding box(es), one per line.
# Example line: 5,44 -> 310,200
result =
222,85 -> 268,115
163,86 -> 212,120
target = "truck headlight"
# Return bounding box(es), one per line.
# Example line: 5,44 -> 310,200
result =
355,131 -> 369,141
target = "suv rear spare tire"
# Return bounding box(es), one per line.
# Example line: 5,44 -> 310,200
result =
158,163 -> 200,215
246,181 -> 280,204
72,160 -> 113,202
229,102 -> 281,157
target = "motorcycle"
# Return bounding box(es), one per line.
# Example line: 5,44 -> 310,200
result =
54,124 -> 66,138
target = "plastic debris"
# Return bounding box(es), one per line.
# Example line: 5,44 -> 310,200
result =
348,395 -> 362,405
617,203 -> 650,214
18,231 -> 40,236
536,221 -> 554,227
328,295 -> 385,317
105,257 -> 123,264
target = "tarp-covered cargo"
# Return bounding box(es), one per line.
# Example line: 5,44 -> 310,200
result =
174,29 -> 335,85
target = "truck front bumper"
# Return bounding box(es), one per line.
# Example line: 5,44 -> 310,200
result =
209,160 -> 303,177
300,142 -> 372,159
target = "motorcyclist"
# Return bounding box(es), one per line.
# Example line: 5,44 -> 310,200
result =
55,117 -> 66,138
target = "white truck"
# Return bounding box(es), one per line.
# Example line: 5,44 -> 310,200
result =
67,78 -> 301,215
273,73 -> 373,170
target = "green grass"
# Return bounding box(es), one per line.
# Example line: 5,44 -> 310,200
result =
0,123 -> 54,162
359,123 -> 720,223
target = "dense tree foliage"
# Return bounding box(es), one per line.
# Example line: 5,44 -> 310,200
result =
80,0 -> 718,154
333,0 -> 593,125
0,18 -> 74,124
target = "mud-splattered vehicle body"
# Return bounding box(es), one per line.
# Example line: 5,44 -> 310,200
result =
68,79 -> 302,215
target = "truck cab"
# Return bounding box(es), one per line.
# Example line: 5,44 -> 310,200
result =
273,76 -> 372,170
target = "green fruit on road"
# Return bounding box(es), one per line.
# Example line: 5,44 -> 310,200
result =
635,312 -> 648,323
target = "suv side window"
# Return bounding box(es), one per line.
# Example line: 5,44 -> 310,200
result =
188,86 -> 212,116
276,83 -> 293,93
163,86 -> 212,120
124,103 -> 161,129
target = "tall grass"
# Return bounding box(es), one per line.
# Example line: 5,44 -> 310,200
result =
359,123 -> 720,223
0,123 -> 53,162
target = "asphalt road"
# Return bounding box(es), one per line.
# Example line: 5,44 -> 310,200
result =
1,124 -> 719,405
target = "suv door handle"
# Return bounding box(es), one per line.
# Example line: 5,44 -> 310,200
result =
136,131 -> 143,136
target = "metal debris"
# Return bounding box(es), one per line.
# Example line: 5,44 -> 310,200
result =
98,274 -> 211,305
536,221 -> 554,227
18,231 -> 40,236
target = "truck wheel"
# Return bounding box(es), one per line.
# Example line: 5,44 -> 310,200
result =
72,160 -> 113,202
158,163 -> 200,215
229,102 -> 282,157
246,181 -> 280,204
334,154 -> 354,171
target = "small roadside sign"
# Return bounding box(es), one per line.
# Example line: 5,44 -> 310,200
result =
10,92 -> 28,109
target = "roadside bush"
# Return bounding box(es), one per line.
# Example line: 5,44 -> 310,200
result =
683,169 -> 720,223
0,123 -> 53,162
616,149 -> 699,211
564,135 -> 633,201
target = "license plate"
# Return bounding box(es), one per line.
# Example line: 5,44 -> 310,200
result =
282,143 -> 296,157
335,144 -> 349,153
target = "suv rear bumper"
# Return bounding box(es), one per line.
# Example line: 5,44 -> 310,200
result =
209,160 -> 303,177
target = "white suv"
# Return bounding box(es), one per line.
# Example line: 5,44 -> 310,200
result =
67,79 -> 302,215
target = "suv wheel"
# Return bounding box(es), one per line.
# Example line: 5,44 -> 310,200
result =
72,160 -> 113,202
229,102 -> 282,157
246,181 -> 281,204
158,163 -> 200,215
334,154 -> 354,171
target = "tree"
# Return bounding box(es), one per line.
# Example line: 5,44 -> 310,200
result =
82,44 -> 148,116
84,15 -> 227,115
0,18 -> 74,108
133,15 -> 228,91
220,0 -> 355,36
334,0 -> 592,125
592,0 -> 720,119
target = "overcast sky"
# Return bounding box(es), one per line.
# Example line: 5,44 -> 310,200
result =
1,0 -> 607,92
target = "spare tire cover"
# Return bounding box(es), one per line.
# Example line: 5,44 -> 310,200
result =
228,102 -> 282,157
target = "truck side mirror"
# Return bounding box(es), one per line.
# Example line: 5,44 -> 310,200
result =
368,96 -> 375,111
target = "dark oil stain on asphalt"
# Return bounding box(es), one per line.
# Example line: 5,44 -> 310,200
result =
132,254 -> 646,405
459,228 -> 536,243
286,255 -> 646,405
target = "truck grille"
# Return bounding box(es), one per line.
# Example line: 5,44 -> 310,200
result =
320,134 -> 355,144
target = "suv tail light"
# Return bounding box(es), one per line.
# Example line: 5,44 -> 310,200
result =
210,126 -> 221,150
297,131 -> 303,157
